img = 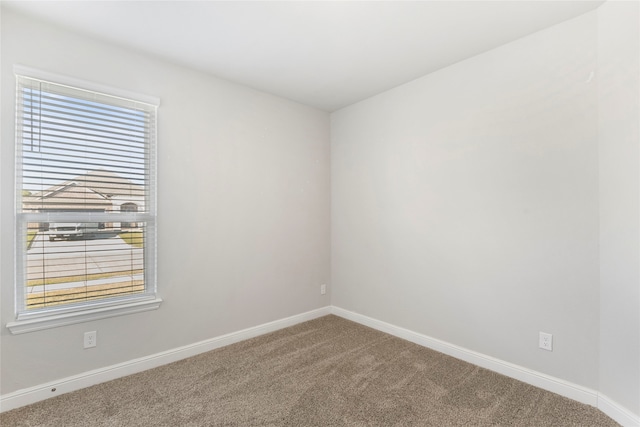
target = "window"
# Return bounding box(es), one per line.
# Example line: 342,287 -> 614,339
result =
8,67 -> 161,334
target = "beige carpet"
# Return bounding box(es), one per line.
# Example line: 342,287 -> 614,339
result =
1,315 -> 619,426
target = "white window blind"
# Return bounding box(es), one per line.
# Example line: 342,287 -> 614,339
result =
14,71 -> 158,323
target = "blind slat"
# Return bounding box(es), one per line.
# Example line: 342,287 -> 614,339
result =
22,124 -> 153,144
21,133 -> 150,154
23,137 -> 147,158
21,94 -> 151,124
22,157 -> 148,174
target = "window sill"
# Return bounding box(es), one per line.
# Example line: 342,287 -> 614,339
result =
6,297 -> 163,334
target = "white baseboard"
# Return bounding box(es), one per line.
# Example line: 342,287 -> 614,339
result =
0,306 -> 332,413
598,393 -> 640,427
3,305 -> 638,426
330,306 -> 640,427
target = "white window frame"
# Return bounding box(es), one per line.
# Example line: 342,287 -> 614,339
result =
7,66 -> 162,334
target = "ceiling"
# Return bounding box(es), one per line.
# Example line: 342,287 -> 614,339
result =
3,1 -> 604,112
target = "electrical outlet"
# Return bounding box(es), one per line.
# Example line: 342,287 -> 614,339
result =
320,284 -> 326,295
84,331 -> 97,349
539,332 -> 552,351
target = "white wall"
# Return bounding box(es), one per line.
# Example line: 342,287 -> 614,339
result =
597,0 -> 640,415
332,10 -> 601,390
0,9 -> 330,394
